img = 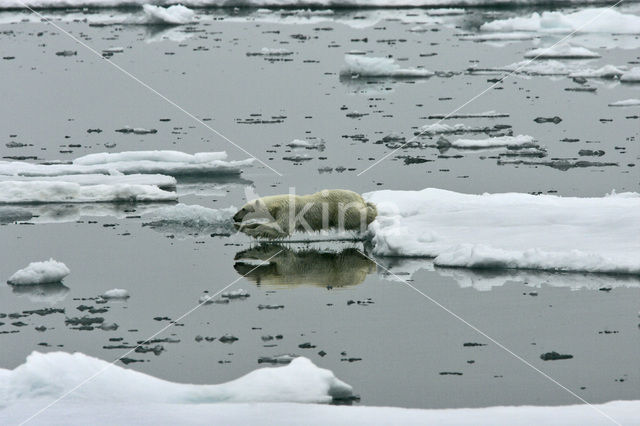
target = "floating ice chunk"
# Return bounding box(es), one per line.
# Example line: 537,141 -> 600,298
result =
0,150 -> 252,177
621,67 -> 640,83
102,289 -> 130,299
445,135 -> 536,149
286,139 -> 325,150
608,98 -> 640,107
7,259 -> 70,286
460,32 -> 537,42
0,181 -> 177,204
248,47 -> 293,56
342,55 -> 433,78
0,351 -> 353,405
141,4 -> 195,25
0,173 -> 177,190
481,8 -> 640,34
102,47 -> 124,53
568,65 -> 626,79
221,289 -> 250,299
365,188 -> 640,274
524,43 -> 600,59
143,203 -> 236,236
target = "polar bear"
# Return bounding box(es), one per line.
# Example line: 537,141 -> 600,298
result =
233,189 -> 377,239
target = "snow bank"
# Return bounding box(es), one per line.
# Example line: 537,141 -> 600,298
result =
620,67 -> 640,82
481,8 -> 640,34
608,98 -> 640,107
0,181 -> 177,204
342,55 -> 433,78
0,351 -> 353,408
0,151 -> 252,177
141,4 -> 195,25
445,135 -> 536,149
7,259 -> 70,285
365,188 -> 640,275
524,43 -> 600,59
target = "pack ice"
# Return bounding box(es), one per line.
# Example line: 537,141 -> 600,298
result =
365,188 -> 640,274
0,150 -> 252,203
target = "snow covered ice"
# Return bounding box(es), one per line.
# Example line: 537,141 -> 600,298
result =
141,5 -> 195,25
0,150 -> 252,203
0,351 -> 353,406
523,43 -> 600,59
0,150 -> 253,177
0,181 -> 177,204
481,8 -> 640,34
365,189 -> 640,274
342,55 -> 434,78
608,98 -> 640,107
620,67 -> 640,83
7,259 -> 70,285
101,288 -> 130,299
443,135 -> 537,149
0,352 -> 637,425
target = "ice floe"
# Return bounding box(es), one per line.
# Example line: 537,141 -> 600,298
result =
608,98 -> 640,107
7,259 -> 70,286
141,4 -> 195,25
0,351 -> 353,407
524,43 -> 600,59
0,173 -> 176,189
142,203 -> 236,236
365,188 -> 640,275
0,151 -> 252,177
286,139 -> 325,150
101,288 -> 130,299
0,181 -> 177,204
342,55 -> 433,78
568,65 -> 626,79
481,8 -> 640,34
442,134 -> 536,149
620,67 -> 640,82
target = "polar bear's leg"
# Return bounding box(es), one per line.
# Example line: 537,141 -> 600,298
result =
243,222 -> 288,239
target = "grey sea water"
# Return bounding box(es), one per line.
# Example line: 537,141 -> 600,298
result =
0,5 -> 638,410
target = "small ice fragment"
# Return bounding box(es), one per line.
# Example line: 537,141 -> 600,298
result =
102,289 -> 130,299
7,259 -> 70,286
221,289 -> 250,299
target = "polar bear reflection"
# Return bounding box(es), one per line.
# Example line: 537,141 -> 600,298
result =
234,246 -> 375,287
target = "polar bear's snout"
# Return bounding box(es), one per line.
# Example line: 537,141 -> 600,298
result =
233,208 -> 248,225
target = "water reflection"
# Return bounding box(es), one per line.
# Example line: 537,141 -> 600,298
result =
10,283 -> 70,304
234,245 -> 375,288
377,258 -> 640,291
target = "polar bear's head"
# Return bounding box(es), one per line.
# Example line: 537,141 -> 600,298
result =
233,199 -> 275,230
